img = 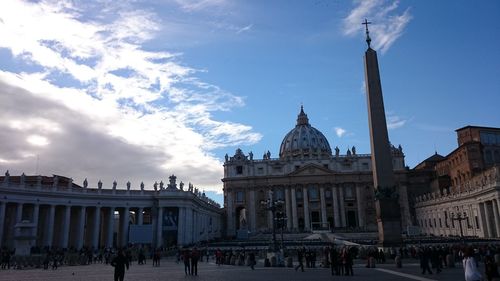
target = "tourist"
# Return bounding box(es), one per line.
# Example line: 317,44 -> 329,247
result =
419,247 -> 432,275
111,249 -> 129,281
484,255 -> 499,281
248,251 -> 256,270
183,249 -> 191,275
191,247 -> 200,276
463,247 -> 482,281
294,248 -> 305,272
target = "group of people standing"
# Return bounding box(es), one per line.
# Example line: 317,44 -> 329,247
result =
182,247 -> 200,276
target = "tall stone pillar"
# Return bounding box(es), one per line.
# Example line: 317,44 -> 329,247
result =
106,207 -> 115,248
177,207 -> 185,245
492,199 -> 500,237
478,203 -> 488,238
121,207 -> 129,247
137,208 -> 144,225
485,201 -> 495,237
76,206 -> 86,249
303,187 -> 310,230
332,186 -> 340,227
0,202 -> 6,246
185,208 -> 193,244
226,191 -> 234,236
16,203 -> 23,223
291,187 -> 298,230
339,187 -> 346,227
248,190 -> 256,232
285,188 -> 292,230
320,186 -> 327,228
32,204 -> 40,238
156,207 -> 163,247
364,28 -> 402,246
62,205 -> 71,249
356,185 -> 365,228
46,205 -> 55,247
93,206 -> 101,249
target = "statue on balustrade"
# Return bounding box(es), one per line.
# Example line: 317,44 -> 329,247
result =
112,180 -> 117,190
154,181 -> 158,191
140,182 -> 145,191
83,178 -> 88,188
20,173 -> 26,185
98,180 -> 103,189
179,181 -> 184,191
126,181 -> 131,190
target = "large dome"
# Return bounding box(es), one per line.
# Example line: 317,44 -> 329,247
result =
279,106 -> 332,159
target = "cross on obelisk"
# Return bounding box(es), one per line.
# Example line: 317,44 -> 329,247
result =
362,19 -> 372,48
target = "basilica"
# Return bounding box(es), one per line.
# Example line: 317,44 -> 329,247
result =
222,106 -> 412,237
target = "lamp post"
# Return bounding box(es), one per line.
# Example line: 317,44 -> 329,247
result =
450,210 -> 467,241
260,196 -> 284,252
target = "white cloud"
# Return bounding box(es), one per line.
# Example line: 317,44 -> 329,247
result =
386,114 -> 406,130
236,24 -> 253,34
335,127 -> 347,138
0,0 -> 261,193
343,0 -> 412,53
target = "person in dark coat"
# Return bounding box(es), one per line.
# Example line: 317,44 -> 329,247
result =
419,248 -> 433,275
294,248 -> 305,272
191,247 -> 200,276
248,252 -> 256,270
111,250 -> 129,281
183,249 -> 191,275
329,247 -> 339,275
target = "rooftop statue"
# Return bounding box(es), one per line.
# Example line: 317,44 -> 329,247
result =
98,180 -> 102,189
179,181 -> 184,191
112,180 -> 117,189
126,181 -> 131,190
140,181 -> 144,191
154,181 -> 158,191
83,178 -> 88,188
159,181 -> 164,190
20,173 -> 26,185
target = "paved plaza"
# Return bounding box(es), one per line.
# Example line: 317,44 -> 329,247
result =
0,258 -> 466,281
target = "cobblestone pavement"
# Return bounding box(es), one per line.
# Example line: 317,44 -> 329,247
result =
0,259 -> 466,281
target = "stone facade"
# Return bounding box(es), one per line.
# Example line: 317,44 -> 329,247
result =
222,108 -> 411,237
0,174 -> 222,250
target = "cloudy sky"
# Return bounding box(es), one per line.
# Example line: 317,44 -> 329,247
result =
1,0 -> 499,203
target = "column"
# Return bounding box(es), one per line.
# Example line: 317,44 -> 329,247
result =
76,206 -> 86,249
485,201 -> 495,238
32,204 -> 40,245
177,207 -> 185,245
137,208 -> 144,225
248,190 -> 256,232
185,208 -> 193,244
319,186 -> 327,228
92,206 -> 101,249
303,187 -> 310,231
267,190 -> 273,230
62,205 -> 71,249
0,202 -> 6,246
332,186 -> 340,228
356,185 -> 365,227
291,187 -> 298,230
156,207 -> 163,247
106,207 -> 115,248
121,207 -> 129,247
46,205 -> 55,247
493,200 -> 500,237
226,191 -> 234,236
478,203 -> 488,238
16,203 -> 23,223
285,187 -> 292,230
339,187 -> 346,227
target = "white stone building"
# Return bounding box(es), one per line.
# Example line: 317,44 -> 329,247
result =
0,173 -> 222,250
222,107 -> 411,237
415,166 -> 500,238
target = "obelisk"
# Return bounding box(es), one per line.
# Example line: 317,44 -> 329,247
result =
363,19 -> 402,247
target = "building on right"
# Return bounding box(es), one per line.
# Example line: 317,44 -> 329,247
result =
414,126 -> 500,238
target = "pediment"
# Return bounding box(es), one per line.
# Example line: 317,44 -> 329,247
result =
287,163 -> 333,176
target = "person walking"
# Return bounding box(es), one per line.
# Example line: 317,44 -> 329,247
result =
294,248 -> 305,272
419,247 -> 433,275
183,249 -> 191,275
463,247 -> 482,281
248,252 -> 256,270
191,247 -> 200,276
484,255 -> 500,281
111,250 -> 129,281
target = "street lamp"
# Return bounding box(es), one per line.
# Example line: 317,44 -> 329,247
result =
260,196 -> 284,252
450,210 -> 467,241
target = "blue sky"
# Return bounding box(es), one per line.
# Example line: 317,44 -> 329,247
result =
0,0 -> 499,204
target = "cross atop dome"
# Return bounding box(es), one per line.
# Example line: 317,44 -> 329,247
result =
297,105 -> 310,126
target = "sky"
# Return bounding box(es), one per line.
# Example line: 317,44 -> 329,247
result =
0,0 -> 499,204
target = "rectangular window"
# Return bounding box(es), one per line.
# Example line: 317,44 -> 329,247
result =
236,166 -> 243,174
308,187 -> 319,201
236,191 -> 244,203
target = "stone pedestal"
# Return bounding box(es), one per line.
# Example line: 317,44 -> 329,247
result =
13,221 -> 37,256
